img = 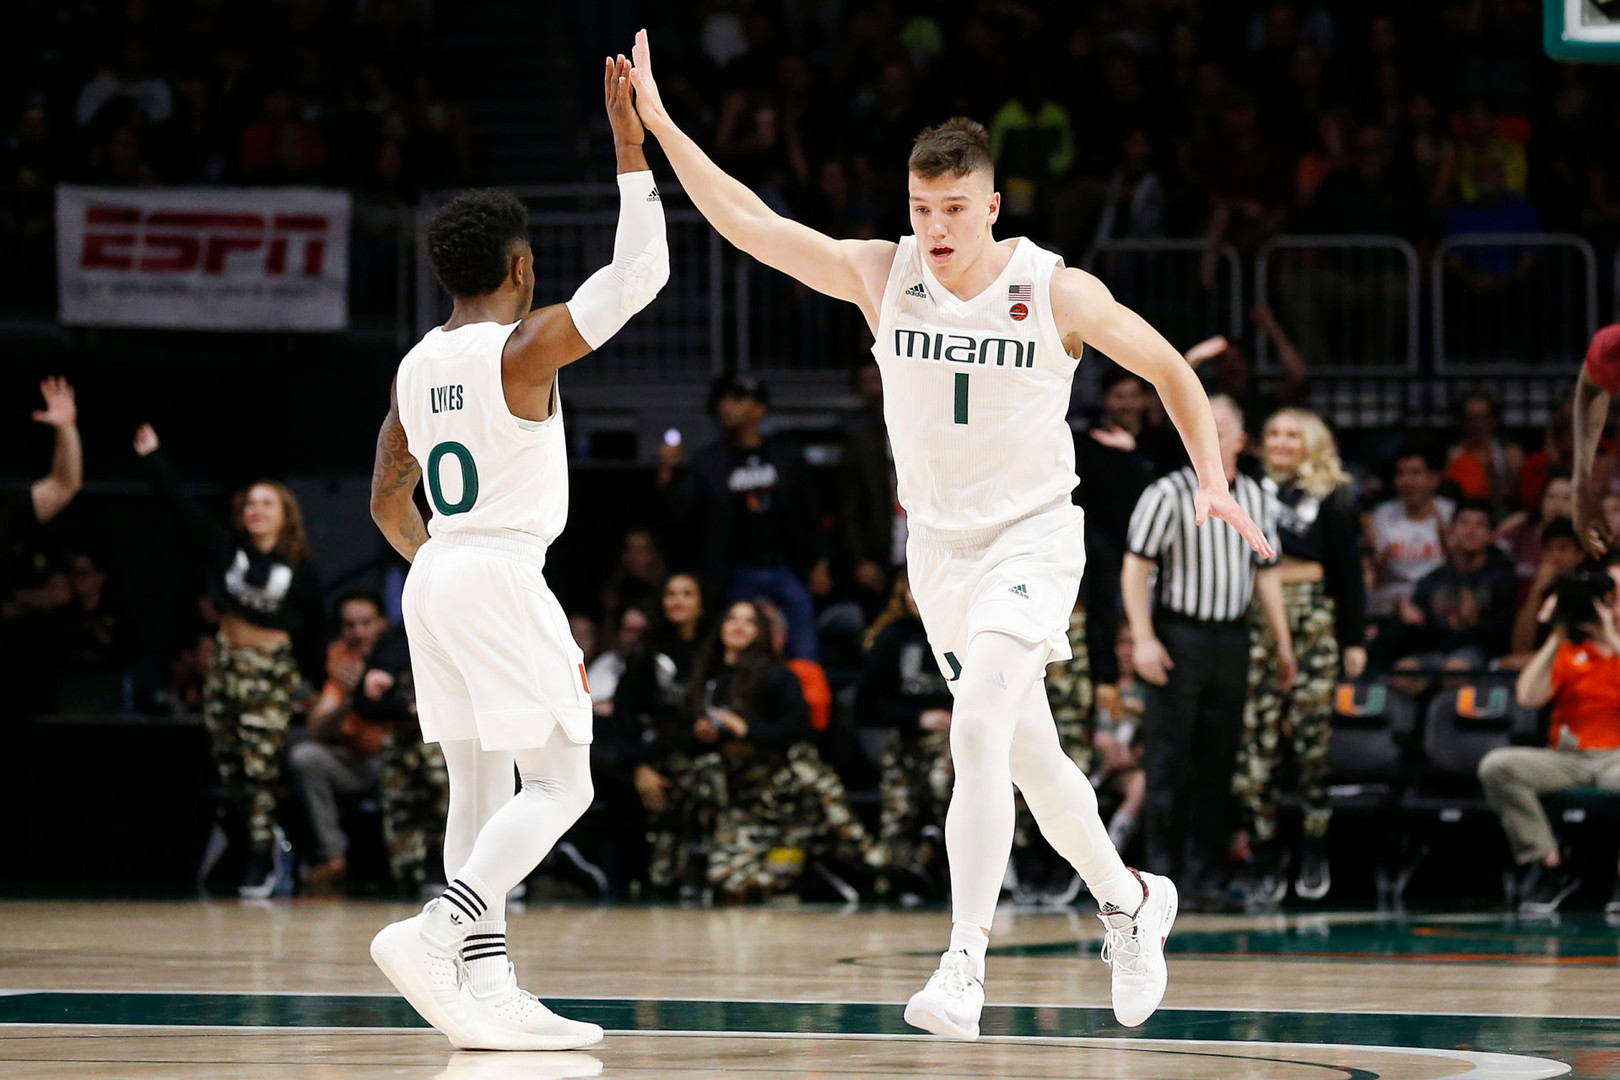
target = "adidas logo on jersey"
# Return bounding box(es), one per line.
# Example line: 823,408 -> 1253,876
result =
647,186 -> 661,201
1009,584 -> 1029,599
904,282 -> 927,298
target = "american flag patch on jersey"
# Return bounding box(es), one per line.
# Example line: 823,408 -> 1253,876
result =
1008,283 -> 1033,301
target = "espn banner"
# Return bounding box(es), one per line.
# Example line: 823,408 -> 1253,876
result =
56,186 -> 350,331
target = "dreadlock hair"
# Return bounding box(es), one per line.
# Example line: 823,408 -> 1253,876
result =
424,188 -> 529,298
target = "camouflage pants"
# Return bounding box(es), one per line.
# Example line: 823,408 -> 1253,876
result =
203,637 -> 299,852
1235,581 -> 1339,843
873,730 -> 953,873
380,727 -> 449,892
649,743 -> 874,896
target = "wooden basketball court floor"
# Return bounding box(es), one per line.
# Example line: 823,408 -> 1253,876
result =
4,901 -> 1618,1079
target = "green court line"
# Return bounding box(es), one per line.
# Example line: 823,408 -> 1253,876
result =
0,991 -> 1609,1063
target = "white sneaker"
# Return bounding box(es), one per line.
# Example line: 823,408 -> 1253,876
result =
370,902 -> 475,1046
903,949 -> 984,1040
1097,869 -> 1177,1028
435,1051 -> 603,1078
453,963 -> 604,1051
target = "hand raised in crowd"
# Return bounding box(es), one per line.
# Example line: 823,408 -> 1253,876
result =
1089,426 -> 1137,452
711,708 -> 748,738
331,654 -> 365,694
133,423 -> 160,457
362,669 -> 395,700
1183,335 -> 1229,369
635,764 -> 672,813
32,377 -> 77,429
918,708 -> 951,734
1134,635 -> 1174,686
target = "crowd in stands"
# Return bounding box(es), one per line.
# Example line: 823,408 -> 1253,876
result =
9,346 -> 1620,913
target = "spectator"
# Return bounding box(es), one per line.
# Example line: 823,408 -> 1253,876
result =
1456,101 -> 1529,204
1522,396 -> 1616,514
600,529 -> 666,632
586,605 -> 651,717
656,374 -> 828,660
134,423 -> 325,898
75,38 -> 174,129
1076,368 -> 1184,693
1395,499 -> 1519,673
1444,154 -> 1542,298
1091,128 -> 1166,246
857,575 -> 953,895
1497,475 -> 1574,593
1445,391 -> 1525,514
1400,91 -> 1459,210
238,89 -> 328,182
988,70 -> 1076,234
651,600 -> 871,901
1480,564 -> 1620,917
1365,444 -> 1456,624
289,587 -> 393,892
839,360 -> 901,620
760,600 -> 831,732
46,550 -> 135,712
1504,519 -> 1586,663
351,621 -> 448,896
1238,407 -> 1365,904
1,377 -> 82,713
1193,91 -> 1292,259
1294,109 -> 1352,210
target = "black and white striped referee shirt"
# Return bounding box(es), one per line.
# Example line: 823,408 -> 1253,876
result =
1126,466 -> 1280,622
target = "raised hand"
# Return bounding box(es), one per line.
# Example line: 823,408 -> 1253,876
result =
32,376 -> 76,429
1195,485 -> 1275,558
628,29 -> 672,136
604,54 -> 643,147
133,423 -> 160,457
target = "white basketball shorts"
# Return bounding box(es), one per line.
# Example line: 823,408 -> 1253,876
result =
905,498 -> 1086,682
402,530 -> 592,751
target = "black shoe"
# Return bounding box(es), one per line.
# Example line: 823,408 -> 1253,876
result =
1295,838 -> 1331,901
1247,841 -> 1287,905
1518,863 -> 1581,916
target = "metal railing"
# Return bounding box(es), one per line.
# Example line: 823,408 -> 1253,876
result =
1082,238 -> 1242,347
1256,235 -> 1420,373
734,255 -> 871,374
1432,233 -> 1597,373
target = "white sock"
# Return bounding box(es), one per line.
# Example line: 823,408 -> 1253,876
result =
949,921 -> 989,980
459,919 -> 513,997
422,871 -> 497,950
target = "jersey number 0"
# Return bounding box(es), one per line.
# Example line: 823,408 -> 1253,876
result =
426,441 -> 479,515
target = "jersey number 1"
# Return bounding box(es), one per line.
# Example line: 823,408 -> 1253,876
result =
954,373 -> 969,424
426,441 -> 479,516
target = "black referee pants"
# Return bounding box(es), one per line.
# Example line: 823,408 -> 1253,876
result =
1140,614 -> 1252,892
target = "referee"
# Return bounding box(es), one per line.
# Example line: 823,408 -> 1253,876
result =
1122,396 -> 1295,910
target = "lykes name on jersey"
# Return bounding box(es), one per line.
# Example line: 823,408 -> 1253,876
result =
430,384 -> 466,413
892,327 -> 1038,369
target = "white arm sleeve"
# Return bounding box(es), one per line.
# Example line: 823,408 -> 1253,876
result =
564,169 -> 670,350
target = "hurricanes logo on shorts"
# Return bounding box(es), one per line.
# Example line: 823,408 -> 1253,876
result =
1008,584 -> 1030,599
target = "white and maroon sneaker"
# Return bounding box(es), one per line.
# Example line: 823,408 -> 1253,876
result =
1097,868 -> 1177,1027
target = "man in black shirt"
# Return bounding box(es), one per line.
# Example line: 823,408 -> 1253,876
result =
1396,499 -> 1519,671
657,374 -> 828,659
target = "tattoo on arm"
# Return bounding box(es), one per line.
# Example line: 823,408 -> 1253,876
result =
371,400 -> 429,561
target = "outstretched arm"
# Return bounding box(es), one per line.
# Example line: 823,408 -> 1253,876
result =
1572,366 -> 1613,556
505,56 -> 670,383
1052,267 -> 1274,557
30,377 -> 82,525
370,381 -> 429,562
628,30 -> 893,325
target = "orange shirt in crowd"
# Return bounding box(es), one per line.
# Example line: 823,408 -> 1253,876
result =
788,658 -> 832,732
320,640 -> 388,756
1549,639 -> 1620,751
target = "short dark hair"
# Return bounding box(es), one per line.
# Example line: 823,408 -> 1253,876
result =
1392,440 -> 1443,473
706,372 -> 771,415
425,189 -> 529,298
1454,497 -> 1495,526
336,586 -> 387,621
908,117 -> 993,180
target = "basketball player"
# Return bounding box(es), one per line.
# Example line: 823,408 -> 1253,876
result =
1573,324 -> 1618,556
366,57 -> 667,1050
627,30 -> 1273,1040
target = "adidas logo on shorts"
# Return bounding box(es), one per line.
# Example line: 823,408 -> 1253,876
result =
1009,584 -> 1030,599
904,282 -> 927,298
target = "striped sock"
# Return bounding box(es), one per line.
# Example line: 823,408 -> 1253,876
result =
460,921 -> 512,997
423,873 -> 495,949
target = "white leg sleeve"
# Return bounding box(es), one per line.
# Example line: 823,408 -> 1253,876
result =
441,739 -> 515,905
564,169 -> 669,350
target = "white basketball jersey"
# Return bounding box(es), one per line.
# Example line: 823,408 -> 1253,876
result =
872,235 -> 1078,534
396,321 -> 569,547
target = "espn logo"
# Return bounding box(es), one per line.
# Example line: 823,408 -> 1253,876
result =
78,206 -> 330,275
